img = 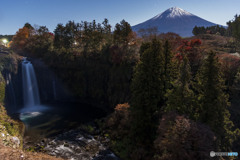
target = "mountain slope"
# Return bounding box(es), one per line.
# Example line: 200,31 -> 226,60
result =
132,7 -> 220,37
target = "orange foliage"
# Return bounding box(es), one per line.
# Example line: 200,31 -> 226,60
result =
10,27 -> 32,51
115,103 -> 130,111
105,103 -> 130,139
17,27 -> 30,39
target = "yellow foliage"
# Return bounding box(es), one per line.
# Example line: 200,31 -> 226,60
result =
114,103 -> 130,112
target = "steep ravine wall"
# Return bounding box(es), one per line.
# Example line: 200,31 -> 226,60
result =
1,54 -> 23,115
29,58 -> 72,104
7,56 -> 134,114
41,59 -> 133,113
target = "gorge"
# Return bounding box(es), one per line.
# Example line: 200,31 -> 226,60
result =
5,57 -> 119,160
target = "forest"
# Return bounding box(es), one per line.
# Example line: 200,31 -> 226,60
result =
1,14 -> 240,160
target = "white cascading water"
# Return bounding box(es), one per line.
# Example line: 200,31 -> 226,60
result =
20,57 -> 46,116
22,58 -> 40,108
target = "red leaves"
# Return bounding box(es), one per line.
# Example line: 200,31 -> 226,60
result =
185,46 -> 192,51
190,39 -> 202,46
175,39 -> 202,61
177,39 -> 202,52
175,53 -> 183,61
48,32 -> 54,37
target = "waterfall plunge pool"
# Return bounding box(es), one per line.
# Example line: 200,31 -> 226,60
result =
18,58 -> 117,159
19,102 -> 111,160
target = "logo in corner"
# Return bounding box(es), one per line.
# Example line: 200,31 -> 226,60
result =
210,151 -> 215,157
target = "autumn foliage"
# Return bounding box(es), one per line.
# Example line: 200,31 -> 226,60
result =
176,39 -> 202,56
175,39 -> 203,74
218,53 -> 240,87
10,27 -> 32,52
106,103 -> 130,129
158,32 -> 182,50
154,112 -> 215,160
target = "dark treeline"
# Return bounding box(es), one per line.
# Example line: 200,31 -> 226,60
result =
10,19 -> 139,110
105,38 -> 240,159
193,15 -> 240,40
192,25 -> 227,36
227,14 -> 240,51
9,17 -> 240,159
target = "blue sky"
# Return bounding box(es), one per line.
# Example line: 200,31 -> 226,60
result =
0,0 -> 240,35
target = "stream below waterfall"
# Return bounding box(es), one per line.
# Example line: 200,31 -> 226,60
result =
20,103 -> 119,160
18,58 -> 119,160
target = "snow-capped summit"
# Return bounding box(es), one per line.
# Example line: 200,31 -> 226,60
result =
132,7 -> 221,37
153,7 -> 193,19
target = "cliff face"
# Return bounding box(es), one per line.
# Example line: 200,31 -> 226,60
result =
30,57 -> 133,113
29,58 -> 72,104
0,53 -> 22,114
4,54 -> 133,113
0,54 -> 61,160
4,64 -> 23,114
4,56 -> 74,113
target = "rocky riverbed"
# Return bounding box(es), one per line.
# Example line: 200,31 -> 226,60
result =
24,128 -> 120,160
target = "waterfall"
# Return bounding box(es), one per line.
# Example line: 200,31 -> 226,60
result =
21,58 -> 41,111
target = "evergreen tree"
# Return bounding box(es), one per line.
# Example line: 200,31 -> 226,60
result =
139,41 -> 151,56
130,39 -> 164,158
64,21 -> 78,49
54,23 -> 65,49
165,55 -> 196,119
113,20 -> 132,45
227,14 -> 240,40
192,26 -> 200,36
24,22 -> 34,30
163,40 -> 176,96
196,52 -> 239,151
102,18 -> 111,34
227,14 -> 240,51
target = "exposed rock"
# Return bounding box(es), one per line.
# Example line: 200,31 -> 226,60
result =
0,123 -> 21,149
25,128 -> 119,160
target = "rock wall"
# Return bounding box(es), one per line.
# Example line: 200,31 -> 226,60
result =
4,63 -> 23,113
29,58 -> 72,104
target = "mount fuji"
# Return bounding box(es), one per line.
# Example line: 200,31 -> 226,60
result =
132,7 -> 221,37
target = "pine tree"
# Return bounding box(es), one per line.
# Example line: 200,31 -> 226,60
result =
165,55 -> 196,119
54,24 -> 65,49
163,40 -> 176,97
113,20 -> 132,45
196,52 -> 239,151
130,39 -> 164,157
